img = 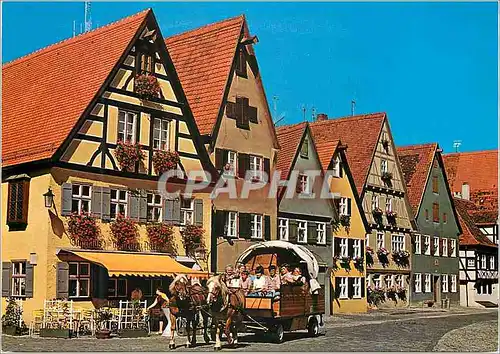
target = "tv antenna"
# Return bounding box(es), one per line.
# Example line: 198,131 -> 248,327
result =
272,95 -> 286,126
84,2 -> 92,33
301,105 -> 306,122
351,99 -> 356,116
453,140 -> 462,153
311,107 -> 316,122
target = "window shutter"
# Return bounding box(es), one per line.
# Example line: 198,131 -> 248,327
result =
214,211 -> 227,237
264,215 -> 271,240
139,190 -> 148,223
360,240 -> 365,258
412,274 -> 416,293
439,239 -> 443,256
215,149 -> 226,171
238,213 -> 251,239
248,106 -> 258,124
172,199 -> 181,225
194,199 -> 204,226
56,262 -> 69,299
361,279 -> 366,298
263,158 -> 270,181
226,102 -> 236,119
61,183 -> 73,216
25,262 -> 34,298
163,199 -> 174,222
430,275 -> 434,293
21,181 -> 30,223
334,237 -> 341,257
348,277 -> 354,299
307,221 -> 317,245
128,191 -> 140,221
347,198 -> 352,216
91,186 -> 103,218
348,239 -> 354,258
92,264 -> 108,299
238,154 -> 249,179
289,220 -> 298,243
2,262 -> 12,297
430,239 -> 435,255
102,187 -> 111,222
334,277 -> 341,298
326,223 -> 333,246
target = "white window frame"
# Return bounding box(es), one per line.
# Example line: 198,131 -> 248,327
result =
395,275 -> 403,288
71,184 -> 92,214
385,197 -> 392,213
451,275 -> 457,293
249,155 -> 263,181
414,273 -> 422,293
297,220 -> 308,244
424,235 -> 431,255
146,192 -> 162,222
224,151 -> 237,176
353,239 -> 361,258
331,156 -> 341,178
381,159 -> 388,174
299,174 -> 310,195
384,274 -> 394,289
339,197 -> 350,216
433,237 -> 440,256
251,214 -> 263,239
450,239 -> 456,257
481,254 -> 487,269
152,117 -> 170,151
226,211 -> 238,238
442,274 -> 448,293
339,277 -> 348,299
365,233 -> 370,247
490,256 -> 495,269
278,218 -> 289,241
340,238 -> 348,257
316,222 -> 326,245
108,278 -> 128,298
376,232 -> 385,249
366,274 -> 372,288
69,262 -> 91,299
442,238 -> 448,257
373,275 -> 381,289
424,274 -> 431,293
391,234 -> 405,252
11,261 -> 26,297
180,198 -> 194,226
372,195 -> 379,211
415,234 -> 421,254
118,110 -> 137,143
353,277 -> 362,299
467,259 -> 475,268
110,189 -> 128,220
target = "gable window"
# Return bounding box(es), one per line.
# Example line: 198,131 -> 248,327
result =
372,195 -> 380,211
353,278 -> 362,298
147,193 -> 162,222
451,275 -> 457,292
180,198 -> 194,226
69,262 -> 90,298
415,234 -> 421,254
249,155 -> 263,181
153,118 -> 170,151
7,180 -> 29,225
300,138 -> 309,158
235,48 -> 246,77
226,212 -> 237,238
432,203 -> 439,223
376,232 -> 385,249
317,222 -> 326,245
450,239 -> 456,257
432,175 -> 439,194
340,238 -> 348,257
297,221 -> 307,243
381,159 -> 388,174
338,197 -> 351,216
353,239 -> 361,258
384,275 -> 394,289
372,274 -> 381,289
414,273 -> 422,293
137,52 -> 153,74
424,274 -> 431,293
72,184 -> 91,214
251,214 -> 263,239
224,151 -> 237,176
298,174 -> 310,195
395,275 -> 403,288
433,237 -> 440,256
441,274 -> 448,293
391,234 -> 404,252
110,189 -> 127,219
108,278 -> 128,298
331,156 -> 341,178
118,110 -> 137,143
442,238 -> 448,257
490,256 -> 495,269
423,235 -> 431,255
278,218 -> 289,241
338,277 -> 348,299
11,261 -> 26,297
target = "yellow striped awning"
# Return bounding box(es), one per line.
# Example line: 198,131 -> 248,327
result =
66,250 -> 208,278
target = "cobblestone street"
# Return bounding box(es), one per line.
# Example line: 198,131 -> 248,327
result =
2,309 -> 497,352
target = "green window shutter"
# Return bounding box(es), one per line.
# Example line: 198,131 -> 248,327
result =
308,221 -> 317,245
128,191 -> 140,221
25,262 -> 34,298
348,277 -> 354,299
92,264 -> 109,299
347,198 -> 352,216
61,183 -> 73,216
348,239 -> 354,258
215,149 -> 224,171
194,199 -> 203,226
361,240 -> 365,258
289,219 -> 298,243
264,215 -> 271,240
163,199 -> 174,222
139,190 -> 148,223
334,237 -> 341,257
56,262 -> 69,299
334,277 -> 341,299
172,199 -> 181,225
361,278 -> 366,298
214,211 -> 227,237
2,262 -> 12,297
263,158 -> 270,181
101,187 -> 111,222
326,223 -> 333,246
91,186 -> 102,218
238,213 -> 251,239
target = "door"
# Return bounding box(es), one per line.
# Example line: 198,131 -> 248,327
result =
433,275 -> 440,303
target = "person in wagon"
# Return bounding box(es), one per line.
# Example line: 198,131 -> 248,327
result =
249,266 -> 271,296
292,267 -> 307,285
224,264 -> 241,288
240,270 -> 252,295
268,265 -> 281,291
280,264 -> 294,284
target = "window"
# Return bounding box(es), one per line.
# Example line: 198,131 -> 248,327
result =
110,189 -> 127,219
108,278 -> 128,298
353,239 -> 361,258
381,159 -> 388,174
317,222 -> 326,245
384,275 -> 394,288
278,218 -> 289,241
376,232 -> 385,249
118,110 -> 136,143
11,261 -> 26,297
71,184 -> 91,214
391,234 -> 405,252
235,48 -> 246,77
432,175 -> 439,194
450,239 -> 456,257
451,275 -> 457,293
69,262 -> 90,298
372,195 -> 379,210
443,213 -> 447,224
467,259 -> 475,268
373,275 -> 381,289
481,255 -> 487,269
415,234 -> 421,254
353,278 -> 362,298
432,203 -> 439,223
300,138 -> 309,158
337,238 -> 348,257
153,118 -> 170,151
224,151 -> 237,176
395,275 -> 403,288
433,237 -> 440,256
366,274 -> 372,288
424,235 -> 431,255
147,193 -> 162,222
424,274 -> 431,293
180,198 -> 194,226
298,174 -> 310,194
414,273 -> 422,293
339,197 -> 350,216
137,52 -> 153,74
251,214 -> 263,239
297,221 -> 307,243
331,155 -> 341,178
442,274 -> 448,293
249,155 -> 263,181
490,256 -> 495,270
442,239 -> 448,257
226,212 -> 237,238
385,197 -> 392,213
338,277 -> 348,299
365,233 -> 370,247
425,209 -> 429,222
7,180 -> 29,224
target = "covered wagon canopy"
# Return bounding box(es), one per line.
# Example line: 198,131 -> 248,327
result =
235,241 -> 321,293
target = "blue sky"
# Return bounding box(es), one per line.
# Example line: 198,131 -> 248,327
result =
3,2 -> 497,153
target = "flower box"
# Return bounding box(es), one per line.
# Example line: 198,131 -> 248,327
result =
134,74 -> 160,100
372,208 -> 383,216
353,256 -> 364,272
377,248 -> 390,266
381,172 -> 393,181
67,213 -> 102,250
339,256 -> 351,270
181,224 -> 205,258
110,214 -> 140,251
147,223 -> 176,254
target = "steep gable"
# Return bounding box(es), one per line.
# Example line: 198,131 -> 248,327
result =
454,198 -> 497,248
275,123 -> 307,180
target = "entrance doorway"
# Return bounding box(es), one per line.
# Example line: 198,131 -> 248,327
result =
433,275 -> 441,303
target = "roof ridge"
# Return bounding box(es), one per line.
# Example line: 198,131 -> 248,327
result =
3,8 -> 150,69
397,143 -> 438,151
165,14 -> 245,42
275,122 -> 307,134
444,149 -> 498,156
309,112 -> 386,126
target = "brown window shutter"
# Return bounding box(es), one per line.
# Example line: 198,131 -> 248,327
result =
308,221 -> 317,245
348,239 -> 354,258
248,106 -> 258,124
263,158 -> 270,181
238,153 -> 249,179
226,102 -> 236,119
21,180 -> 30,223
215,149 -> 225,171
264,215 -> 271,240
439,239 -> 443,257
2,262 -> 12,297
334,237 -> 341,256
347,277 -> 354,299
238,213 -> 251,239
326,224 -> 333,246
213,210 -> 227,237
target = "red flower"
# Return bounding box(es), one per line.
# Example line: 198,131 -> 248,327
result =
67,213 -> 102,249
152,150 -> 180,175
180,225 -> 205,257
115,140 -> 145,172
146,223 -> 176,253
110,214 -> 139,251
134,74 -> 161,100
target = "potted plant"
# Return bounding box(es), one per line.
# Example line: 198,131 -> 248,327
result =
94,307 -> 113,339
110,214 -> 140,251
339,214 -> 351,227
180,224 -> 205,258
377,247 -> 390,267
372,208 -> 384,224
386,210 -> 397,224
353,256 -> 364,272
152,150 -> 180,176
114,140 -> 145,172
146,223 -> 176,253
386,287 -> 398,302
134,74 -> 161,100
339,256 -> 351,271
67,212 -> 102,249
366,247 -> 375,267
2,298 -> 24,336
367,287 -> 386,307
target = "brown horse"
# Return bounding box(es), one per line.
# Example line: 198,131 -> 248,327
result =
206,275 -> 245,350
167,275 -> 210,349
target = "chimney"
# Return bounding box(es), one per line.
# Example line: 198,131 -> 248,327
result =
316,113 -> 328,122
462,183 -> 470,201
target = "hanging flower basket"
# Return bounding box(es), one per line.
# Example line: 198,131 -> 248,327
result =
332,255 -> 340,271
146,223 -> 176,253
386,211 -> 398,225
152,150 -> 180,176
340,214 -> 351,227
180,224 -> 205,258
353,256 -> 364,272
67,213 -> 102,249
339,256 -> 351,271
381,172 -> 393,182
392,250 -> 410,267
377,247 -> 390,266
115,140 -> 145,172
110,214 -> 140,251
134,74 -> 160,100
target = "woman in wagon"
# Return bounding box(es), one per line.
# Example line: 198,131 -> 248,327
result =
280,264 -> 294,284
250,266 -> 270,296
224,264 -> 241,288
292,267 -> 307,285
240,270 -> 252,295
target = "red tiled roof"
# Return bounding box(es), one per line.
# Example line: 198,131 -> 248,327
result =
275,123 -> 307,180
397,143 -> 438,214
453,198 -> 497,248
316,140 -> 341,172
309,113 -> 386,195
165,16 -> 245,136
2,9 -> 150,167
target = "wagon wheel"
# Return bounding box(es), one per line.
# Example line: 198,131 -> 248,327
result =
176,317 -> 187,337
270,323 -> 284,343
307,317 -> 320,337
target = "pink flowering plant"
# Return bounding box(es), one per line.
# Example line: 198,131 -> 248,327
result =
146,223 -> 176,254
366,246 -> 375,267
110,214 -> 140,251
134,74 -> 160,100
67,213 -> 102,249
353,256 -> 364,272
181,224 -> 205,257
339,256 -> 351,271
392,250 -> 410,267
152,150 -> 180,175
115,140 -> 145,172
377,247 -> 390,267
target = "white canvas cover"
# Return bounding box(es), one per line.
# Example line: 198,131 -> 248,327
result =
235,240 -> 321,294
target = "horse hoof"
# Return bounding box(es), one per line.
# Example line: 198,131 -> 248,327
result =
204,337 -> 210,344
185,343 -> 191,348
169,344 -> 175,350
214,347 -> 222,351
